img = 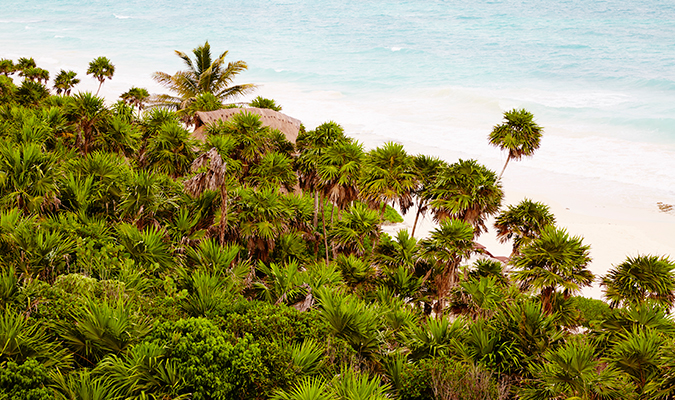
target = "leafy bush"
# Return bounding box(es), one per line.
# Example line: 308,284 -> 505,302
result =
0,359 -> 52,400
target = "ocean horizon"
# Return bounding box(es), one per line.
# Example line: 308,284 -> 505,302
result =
2,0 -> 675,211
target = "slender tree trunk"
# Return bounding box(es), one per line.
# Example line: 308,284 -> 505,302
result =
499,155 -> 512,179
95,81 -> 103,96
313,190 -> 319,229
321,198 -> 329,264
411,201 -> 424,238
219,185 -> 228,245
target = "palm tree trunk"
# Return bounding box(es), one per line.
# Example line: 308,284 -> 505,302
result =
411,201 -> 424,238
499,155 -> 512,179
313,190 -> 319,229
219,185 -> 228,244
321,199 -> 329,264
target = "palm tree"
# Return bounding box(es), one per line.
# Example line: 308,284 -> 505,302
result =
120,86 -> 149,111
0,59 -> 14,76
427,159 -> 503,237
184,147 -> 230,243
601,254 -> 675,310
420,219 -> 476,316
511,226 -> 594,314
152,41 -> 254,110
410,154 -> 447,237
65,92 -> 109,154
0,141 -> 61,213
247,151 -> 298,192
489,108 -> 543,178
360,141 -> 416,218
295,121 -> 350,228
494,198 -> 556,255
521,338 -> 634,400
329,202 -> 381,257
53,70 -> 80,95
142,121 -> 197,178
87,56 -> 115,96
317,140 -> 364,211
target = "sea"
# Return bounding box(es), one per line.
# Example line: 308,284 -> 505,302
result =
1,0 -> 675,215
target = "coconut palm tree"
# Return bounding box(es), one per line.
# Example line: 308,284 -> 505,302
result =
87,56 -> 115,96
601,254 -> 675,310
494,198 -> 556,255
53,70 -> 80,95
489,108 -> 543,178
427,159 -> 503,237
152,41 -> 254,110
511,226 -> 594,314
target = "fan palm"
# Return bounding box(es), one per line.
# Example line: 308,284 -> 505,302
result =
511,226 -> 594,314
410,154 -> 447,237
427,159 -> 503,236
295,121 -> 350,228
359,141 -> 416,218
119,86 -> 149,111
601,254 -> 675,310
65,92 -> 110,154
152,41 -> 254,110
419,218 -> 476,316
87,56 -> 115,96
489,108 -> 543,178
142,121 -> 197,178
0,59 -> 14,76
0,141 -> 61,213
521,338 -> 635,400
53,70 -> 80,95
494,198 -> 556,255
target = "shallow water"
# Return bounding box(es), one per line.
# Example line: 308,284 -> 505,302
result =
2,0 -> 675,207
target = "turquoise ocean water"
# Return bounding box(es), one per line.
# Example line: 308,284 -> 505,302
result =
1,0 -> 675,206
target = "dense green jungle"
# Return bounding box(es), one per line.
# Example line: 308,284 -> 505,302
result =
1,44 -> 675,400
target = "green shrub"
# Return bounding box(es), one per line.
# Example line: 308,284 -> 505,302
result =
0,359 -> 52,400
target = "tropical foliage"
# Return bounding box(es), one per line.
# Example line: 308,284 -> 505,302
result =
0,49 -> 671,400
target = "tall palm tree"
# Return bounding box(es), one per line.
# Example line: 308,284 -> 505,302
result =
511,226 -> 594,314
53,70 -> 80,95
120,86 -> 149,111
494,198 -> 556,255
295,121 -> 350,228
87,56 -> 115,96
427,159 -> 503,237
489,108 -> 543,178
360,141 -> 416,218
410,154 -> 447,237
152,41 -> 254,110
601,254 -> 675,310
